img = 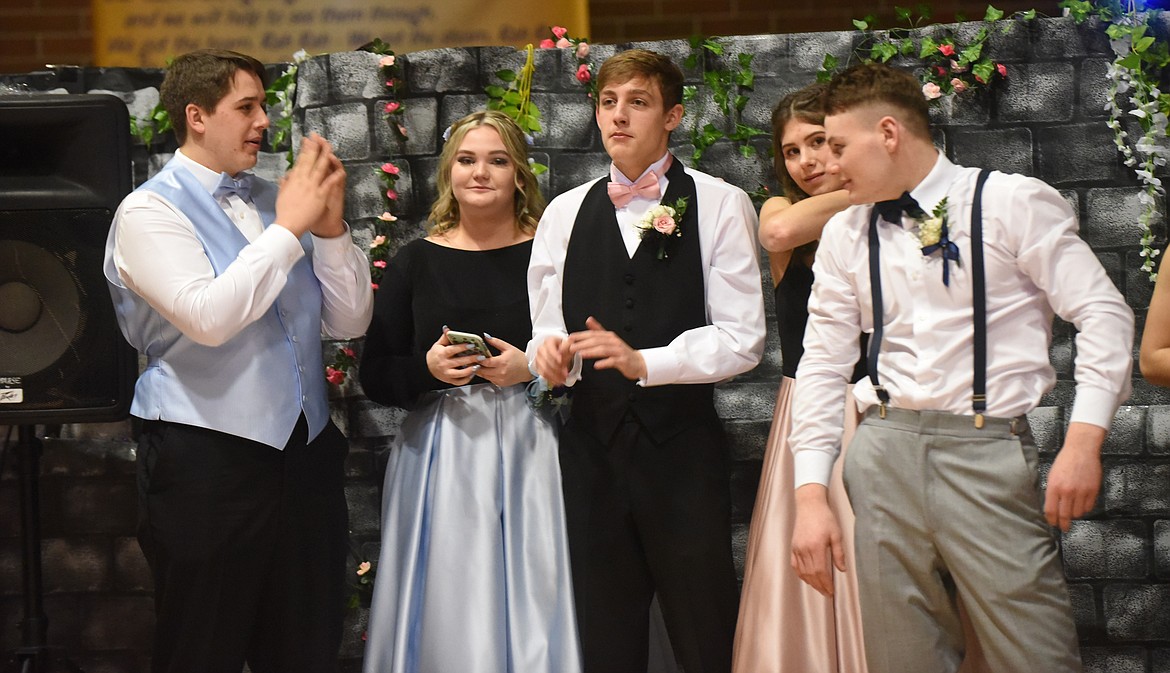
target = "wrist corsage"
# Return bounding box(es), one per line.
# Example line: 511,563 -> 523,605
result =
637,197 -> 688,260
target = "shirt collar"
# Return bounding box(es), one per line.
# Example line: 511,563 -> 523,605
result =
908,151 -> 955,217
174,148 -> 253,196
611,151 -> 672,186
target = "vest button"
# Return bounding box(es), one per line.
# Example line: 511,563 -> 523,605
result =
624,273 -> 635,285
625,298 -> 635,308
291,336 -> 299,343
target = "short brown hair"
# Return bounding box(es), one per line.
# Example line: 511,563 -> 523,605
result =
596,49 -> 684,110
428,110 -> 545,236
161,49 -> 267,144
771,82 -> 828,204
824,63 -> 931,139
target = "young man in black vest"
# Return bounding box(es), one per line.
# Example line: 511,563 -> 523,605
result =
527,49 -> 766,672
788,63 -> 1134,672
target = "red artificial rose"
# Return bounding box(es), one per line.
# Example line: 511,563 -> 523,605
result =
938,43 -> 955,57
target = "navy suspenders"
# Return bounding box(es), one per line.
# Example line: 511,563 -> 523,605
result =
866,168 -> 993,426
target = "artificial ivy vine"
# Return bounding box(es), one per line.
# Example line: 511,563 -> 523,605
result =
682,36 -> 768,166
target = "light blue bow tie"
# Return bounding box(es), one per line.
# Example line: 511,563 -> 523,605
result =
213,172 -> 253,202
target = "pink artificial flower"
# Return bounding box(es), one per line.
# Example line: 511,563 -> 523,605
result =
974,73 -> 986,84
379,55 -> 395,68
922,82 -> 942,100
381,162 -> 400,175
397,124 -> 408,137
342,347 -> 356,358
552,26 -> 568,39
539,38 -> 555,49
357,561 -> 372,576
326,367 -> 345,385
934,65 -> 947,77
576,41 -> 590,59
373,260 -> 387,269
386,79 -> 396,87
576,64 -> 592,84
384,101 -> 400,114
652,214 -> 676,235
556,37 -> 572,49
371,282 -> 380,290
386,189 -> 398,200
950,59 -> 968,73
938,43 -> 955,57
996,63 -> 1007,78
371,234 -> 387,247
951,78 -> 968,94
376,213 -> 396,223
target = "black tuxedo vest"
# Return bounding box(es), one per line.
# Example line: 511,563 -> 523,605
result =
562,159 -> 718,444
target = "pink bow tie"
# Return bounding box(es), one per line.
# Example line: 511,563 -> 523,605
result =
607,171 -> 661,208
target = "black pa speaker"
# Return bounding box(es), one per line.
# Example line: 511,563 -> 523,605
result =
0,93 -> 136,424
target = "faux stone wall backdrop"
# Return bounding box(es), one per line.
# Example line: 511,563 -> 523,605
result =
1,16 -> 1168,673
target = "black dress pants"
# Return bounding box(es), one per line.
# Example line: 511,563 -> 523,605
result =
135,416 -> 349,673
559,412 -> 738,673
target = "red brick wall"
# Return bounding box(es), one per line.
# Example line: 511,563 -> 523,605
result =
0,0 -> 93,74
0,0 -> 1063,75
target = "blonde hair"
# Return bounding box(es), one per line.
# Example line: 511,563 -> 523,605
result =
427,110 -> 545,235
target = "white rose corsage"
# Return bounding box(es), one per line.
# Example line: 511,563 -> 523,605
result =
637,196 -> 688,260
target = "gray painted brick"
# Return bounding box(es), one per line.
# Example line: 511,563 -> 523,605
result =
328,51 -> 384,101
1062,519 -> 1150,579
1081,646 -> 1149,673
479,45 -> 562,93
731,522 -> 750,581
1079,58 -> 1115,119
558,43 -> 619,87
788,31 -> 854,73
80,596 -> 155,650
41,538 -> 113,593
1156,649 -> 1170,673
998,62 -> 1076,123
1146,406 -> 1170,456
1038,123 -> 1129,185
692,141 -> 773,197
343,159 -> 414,224
716,34 -> 789,78
1085,188 -> 1157,249
1050,329 -> 1074,378
1104,584 -> 1170,641
1067,581 -> 1099,634
405,48 -> 478,94
1156,520 -> 1169,580
715,382 -> 778,422
1103,406 -> 1147,456
1128,249 -> 1158,310
1028,406 -> 1064,454
1103,462 -> 1170,515
628,39 -> 698,80
1030,16 -> 1112,60
346,399 -> 408,439
345,483 -> 381,537
725,419 -> 772,463
293,54 -> 329,107
438,94 -> 482,134
550,151 -> 610,197
928,89 -> 992,128
956,17 -> 1031,64
113,536 -> 152,592
303,102 -> 369,162
58,482 -> 136,537
1097,251 -> 1124,298
374,97 -> 438,157
530,92 -> 595,150
949,128 -> 1033,176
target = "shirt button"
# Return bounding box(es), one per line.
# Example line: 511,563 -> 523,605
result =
292,336 -> 299,343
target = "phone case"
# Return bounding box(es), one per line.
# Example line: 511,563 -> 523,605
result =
446,329 -> 490,357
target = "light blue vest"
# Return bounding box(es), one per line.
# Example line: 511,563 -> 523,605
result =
104,158 -> 330,449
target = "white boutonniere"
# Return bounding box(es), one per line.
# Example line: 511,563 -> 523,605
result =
637,196 -> 688,260
917,198 -> 946,247
917,196 -> 961,286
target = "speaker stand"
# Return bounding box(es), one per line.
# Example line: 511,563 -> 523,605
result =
3,426 -> 83,673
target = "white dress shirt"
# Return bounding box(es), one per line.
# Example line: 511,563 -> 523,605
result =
111,149 -> 373,347
527,154 -> 766,387
790,153 -> 1134,487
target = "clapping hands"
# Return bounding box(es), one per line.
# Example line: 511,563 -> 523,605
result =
275,133 -> 347,239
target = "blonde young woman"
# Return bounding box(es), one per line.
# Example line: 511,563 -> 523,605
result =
360,111 -> 580,673
733,83 -> 987,673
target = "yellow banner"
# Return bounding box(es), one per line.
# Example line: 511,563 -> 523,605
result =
94,0 -> 590,67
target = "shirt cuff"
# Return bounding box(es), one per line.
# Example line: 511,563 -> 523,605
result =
638,346 -> 679,387
255,224 -> 306,268
310,223 -> 355,261
793,449 -> 836,489
1068,384 -> 1122,431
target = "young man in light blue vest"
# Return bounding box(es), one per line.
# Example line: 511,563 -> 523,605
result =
104,49 -> 373,673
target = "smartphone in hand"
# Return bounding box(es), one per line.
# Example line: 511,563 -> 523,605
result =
446,330 -> 491,358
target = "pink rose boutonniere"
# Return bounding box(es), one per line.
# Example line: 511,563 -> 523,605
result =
636,197 -> 689,260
